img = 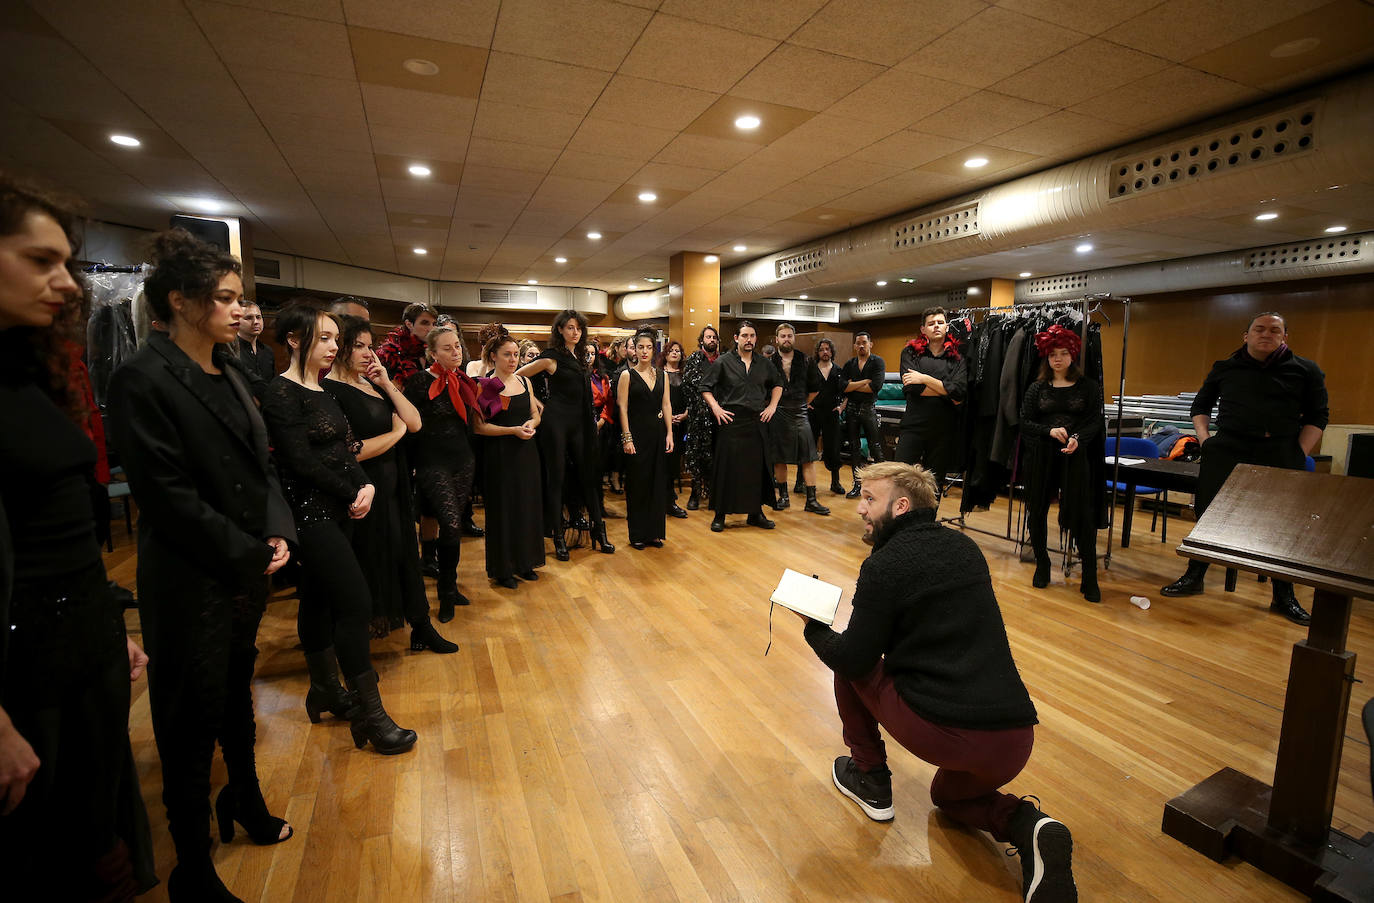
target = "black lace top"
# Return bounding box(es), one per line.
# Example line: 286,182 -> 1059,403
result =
261,376 -> 368,525
403,371 -> 475,470
1019,379 -> 1103,442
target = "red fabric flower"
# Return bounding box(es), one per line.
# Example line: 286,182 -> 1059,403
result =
1033,324 -> 1081,359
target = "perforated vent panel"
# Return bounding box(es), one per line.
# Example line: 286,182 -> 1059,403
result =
741,300 -> 787,316
853,300 -> 887,317
891,203 -> 980,251
479,288 -> 537,305
945,289 -> 967,305
1246,237 -> 1362,272
775,247 -> 825,279
1109,103 -> 1319,200
1024,274 -> 1089,297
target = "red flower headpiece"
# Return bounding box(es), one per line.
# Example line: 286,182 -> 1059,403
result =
1034,325 -> 1081,359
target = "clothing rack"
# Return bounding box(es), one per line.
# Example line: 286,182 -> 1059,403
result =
82,263 -> 145,274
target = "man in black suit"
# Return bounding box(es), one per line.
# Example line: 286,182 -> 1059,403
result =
234,300 -> 275,391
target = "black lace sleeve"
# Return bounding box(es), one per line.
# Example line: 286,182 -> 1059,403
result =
1071,379 -> 1103,442
260,378 -> 366,501
1019,381 -> 1051,438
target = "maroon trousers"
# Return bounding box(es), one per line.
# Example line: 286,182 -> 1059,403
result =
835,662 -> 1034,842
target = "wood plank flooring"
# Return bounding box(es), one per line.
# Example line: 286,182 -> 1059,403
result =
104,486 -> 1374,902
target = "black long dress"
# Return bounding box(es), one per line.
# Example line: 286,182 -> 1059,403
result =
664,368 -> 686,499
483,379 -> 546,579
624,368 -> 668,544
530,347 -> 604,534
325,380 -> 427,633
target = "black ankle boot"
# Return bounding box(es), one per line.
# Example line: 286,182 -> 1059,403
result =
1032,555 -> 1051,589
304,647 -> 357,723
420,539 -> 439,578
553,532 -> 570,561
830,474 -> 844,495
793,474 -> 805,493
346,670 -> 417,755
410,619 -> 459,654
845,479 -> 861,499
774,480 -> 790,510
803,487 -> 830,515
1079,568 -> 1100,603
1161,560 -> 1209,596
436,543 -> 467,621
590,521 -> 615,553
687,488 -> 701,510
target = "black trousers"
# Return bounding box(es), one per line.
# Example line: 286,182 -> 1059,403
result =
846,401 -> 885,478
810,406 -> 842,474
296,519 -> 373,678
537,402 -> 605,533
895,426 -> 947,490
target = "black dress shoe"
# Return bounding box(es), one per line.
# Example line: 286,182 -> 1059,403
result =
495,576 -> 519,589
1270,584 -> 1311,624
462,520 -> 485,537
519,570 -> 538,581
648,538 -> 663,548
710,517 -> 725,532
830,477 -> 845,495
747,512 -> 776,530
668,503 -> 688,519
687,491 -> 700,510
1160,572 -> 1205,596
630,541 -> 646,550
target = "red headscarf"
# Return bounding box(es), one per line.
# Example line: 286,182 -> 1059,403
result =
427,363 -> 479,422
1033,325 -> 1082,359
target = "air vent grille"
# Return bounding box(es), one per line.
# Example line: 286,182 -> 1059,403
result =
945,289 -> 968,305
1245,237 -> 1361,272
853,300 -> 887,316
776,247 -> 825,279
1109,103 -> 1319,200
793,302 -> 824,319
1024,274 -> 1090,297
741,300 -> 787,316
252,257 -> 281,279
891,203 -> 980,251
479,288 -> 537,305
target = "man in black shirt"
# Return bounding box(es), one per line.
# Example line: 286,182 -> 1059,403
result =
767,323 -> 829,515
699,321 -> 782,531
897,307 -> 967,496
1160,312 -> 1329,624
841,331 -> 886,498
796,462 -> 1076,902
234,300 -> 275,391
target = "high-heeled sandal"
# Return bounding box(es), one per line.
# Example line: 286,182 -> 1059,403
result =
215,782 -> 293,845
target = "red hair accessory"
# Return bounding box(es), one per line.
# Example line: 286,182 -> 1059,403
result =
1034,325 -> 1081,359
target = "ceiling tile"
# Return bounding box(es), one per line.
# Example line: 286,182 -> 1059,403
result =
349,26 -> 488,98
790,0 -> 988,66
471,101 -> 585,148
360,84 -> 477,133
235,69 -> 363,117
911,91 -> 1057,142
801,158 -> 908,190
991,38 -> 1171,107
379,179 -> 459,216
1100,0 -> 1331,63
491,0 -> 652,71
681,95 -> 814,146
897,6 -> 1089,88
618,13 -> 777,94
825,69 -> 980,131
1183,0 -> 1374,89
0,30 -> 156,129
342,0 -> 498,46
586,75 -> 717,131
258,109 -> 372,154
509,209 -> 584,237
629,162 -> 723,193
1068,65 -> 1260,128
199,0 -> 343,21
565,118 -> 679,162
987,110 -> 1126,156
367,124 -> 471,162
657,0 -> 827,40
464,137 -> 560,173
652,134 -> 759,170
528,174 -> 620,207
729,44 -> 886,113
460,164 -> 546,195
850,130 -> 970,169
548,150 -> 645,182
992,0 -> 1161,35
189,1 -> 354,79
479,52 -> 613,116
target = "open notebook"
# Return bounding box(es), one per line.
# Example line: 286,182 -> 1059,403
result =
770,568 -> 843,625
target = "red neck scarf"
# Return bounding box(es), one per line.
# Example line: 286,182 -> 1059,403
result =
906,334 -> 961,360
428,363 -> 477,422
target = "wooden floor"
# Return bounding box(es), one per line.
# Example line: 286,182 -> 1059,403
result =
104,486 -> 1374,902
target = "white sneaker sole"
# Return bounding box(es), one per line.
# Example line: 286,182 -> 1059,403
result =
1025,817 -> 1076,902
832,763 -> 894,822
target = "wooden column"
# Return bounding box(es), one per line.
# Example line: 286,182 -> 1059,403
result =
669,252 -> 719,345
986,277 -> 1013,310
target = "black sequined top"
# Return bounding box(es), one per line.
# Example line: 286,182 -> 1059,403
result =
261,376 -> 368,525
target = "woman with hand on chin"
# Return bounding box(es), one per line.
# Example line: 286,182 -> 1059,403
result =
325,316 -> 456,653
260,305 -> 416,756
474,335 -> 545,589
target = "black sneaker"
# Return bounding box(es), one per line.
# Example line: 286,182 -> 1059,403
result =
1007,798 -> 1076,902
831,756 -> 893,822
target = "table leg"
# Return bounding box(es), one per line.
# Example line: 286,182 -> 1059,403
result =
1121,483 -> 1136,548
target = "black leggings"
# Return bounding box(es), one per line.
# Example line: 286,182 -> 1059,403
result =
295,519 -> 373,678
810,407 -> 841,474
538,403 -> 604,533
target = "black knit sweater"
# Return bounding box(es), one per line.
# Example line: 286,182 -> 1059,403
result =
804,509 -> 1038,730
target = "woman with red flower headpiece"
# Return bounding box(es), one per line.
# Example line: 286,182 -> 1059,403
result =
1019,324 -> 1104,602
896,306 -> 967,496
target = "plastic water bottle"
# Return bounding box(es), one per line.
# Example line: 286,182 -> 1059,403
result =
1129,595 -> 1151,610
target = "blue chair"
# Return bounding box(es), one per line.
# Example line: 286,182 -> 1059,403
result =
107,466 -> 134,552
1106,436 -> 1169,542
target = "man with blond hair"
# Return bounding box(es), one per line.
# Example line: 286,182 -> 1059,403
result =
796,461 -> 1077,902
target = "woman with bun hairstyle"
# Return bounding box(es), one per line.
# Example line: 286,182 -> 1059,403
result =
260,305 -> 416,755
108,227 -> 295,901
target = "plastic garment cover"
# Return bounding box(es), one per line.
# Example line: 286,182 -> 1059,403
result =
83,268 -> 145,407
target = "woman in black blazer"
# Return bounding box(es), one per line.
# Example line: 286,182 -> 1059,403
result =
108,230 -> 296,903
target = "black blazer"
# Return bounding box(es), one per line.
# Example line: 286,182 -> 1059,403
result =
108,333 -> 296,613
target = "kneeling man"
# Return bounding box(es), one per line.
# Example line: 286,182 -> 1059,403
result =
797,461 -> 1076,903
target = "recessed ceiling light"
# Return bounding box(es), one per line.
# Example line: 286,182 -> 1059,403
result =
1019,271 -> 1032,278
798,294 -> 808,299
967,287 -> 980,295
628,284 -> 638,289
1075,243 -> 1093,253
555,256 -> 568,263
1324,225 -> 1348,233
527,279 -> 538,284
899,277 -> 915,283
875,280 -> 887,287
818,213 -> 835,220
185,198 -> 225,213
1255,212 -> 1279,221
645,276 -> 664,282
848,297 -> 858,303
402,58 -> 440,76
1269,37 -> 1320,58
109,134 -> 140,147
408,164 -> 431,177
637,191 -> 657,202
703,254 -> 718,263
734,115 -> 761,130
964,156 -> 989,168
413,247 -> 427,255
732,244 -> 746,252
587,231 -> 602,240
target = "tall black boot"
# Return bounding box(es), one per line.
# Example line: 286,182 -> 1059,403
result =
436,543 -> 468,622
552,531 -> 570,561
304,647 -> 357,723
803,486 -> 830,515
1161,559 -> 1209,596
346,670 -> 417,755
1028,512 -> 1051,589
419,539 -> 439,578
773,480 -> 790,510
1078,532 -> 1100,603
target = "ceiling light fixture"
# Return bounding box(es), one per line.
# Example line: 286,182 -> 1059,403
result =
637,191 -> 657,202
732,244 -> 746,252
875,280 -> 887,287
798,294 -> 808,299
402,58 -> 440,76
899,277 -> 915,283
963,156 -> 989,168
185,198 -> 225,213
109,134 -> 140,147
734,115 -> 761,130
703,255 -> 719,263
1255,212 -> 1279,221
848,297 -> 858,303
555,256 -> 568,263
527,279 -> 538,284
1019,271 -> 1032,278
967,287 -> 980,295
587,231 -> 602,240
629,284 -> 638,289
413,247 -> 427,255
1075,243 -> 1093,253
408,164 -> 431,177
1324,225 -> 1348,233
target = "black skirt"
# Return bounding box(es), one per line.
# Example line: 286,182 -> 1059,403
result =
710,406 -> 776,514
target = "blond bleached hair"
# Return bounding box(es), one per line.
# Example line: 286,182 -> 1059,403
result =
860,462 -> 938,511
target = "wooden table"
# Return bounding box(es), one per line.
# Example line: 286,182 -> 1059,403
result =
1114,458 -> 1198,547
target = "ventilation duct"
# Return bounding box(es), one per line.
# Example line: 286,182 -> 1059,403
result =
721,297 -> 841,323
721,70 -> 1374,305
613,288 -> 670,320
840,290 -> 973,323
